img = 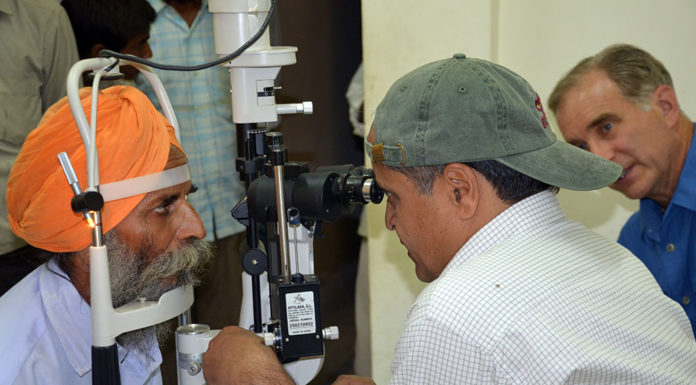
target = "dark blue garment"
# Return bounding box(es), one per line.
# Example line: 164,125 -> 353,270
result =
618,123 -> 696,337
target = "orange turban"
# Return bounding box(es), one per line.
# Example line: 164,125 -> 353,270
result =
7,86 -> 183,252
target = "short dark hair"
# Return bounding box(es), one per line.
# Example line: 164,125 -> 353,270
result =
392,160 -> 557,204
61,0 -> 156,59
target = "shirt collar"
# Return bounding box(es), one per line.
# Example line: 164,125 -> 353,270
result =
637,198 -> 663,242
148,0 -> 168,13
39,260 -> 161,377
441,190 -> 565,277
40,260 -> 95,376
667,122 -> 696,211
149,0 -> 209,14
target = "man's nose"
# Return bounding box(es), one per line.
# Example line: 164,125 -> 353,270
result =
177,201 -> 206,241
590,140 -> 616,161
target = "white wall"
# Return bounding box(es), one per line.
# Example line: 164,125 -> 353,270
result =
362,1 -> 696,383
361,3 -> 496,382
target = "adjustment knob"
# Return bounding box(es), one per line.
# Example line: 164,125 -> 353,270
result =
322,326 -> 339,341
71,190 -> 104,213
256,332 -> 276,347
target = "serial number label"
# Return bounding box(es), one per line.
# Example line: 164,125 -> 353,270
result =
288,321 -> 314,328
285,291 -> 316,336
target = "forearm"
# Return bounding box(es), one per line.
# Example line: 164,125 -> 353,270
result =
203,326 -> 294,385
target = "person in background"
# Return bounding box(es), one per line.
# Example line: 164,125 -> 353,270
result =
61,0 -> 156,85
201,55 -> 696,385
549,44 -> 696,336
135,0 -> 248,381
0,86 -> 212,384
0,0 -> 79,296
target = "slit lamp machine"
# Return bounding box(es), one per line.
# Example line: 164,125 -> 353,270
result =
60,0 -> 383,384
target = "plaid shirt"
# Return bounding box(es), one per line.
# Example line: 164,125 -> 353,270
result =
136,0 -> 245,241
391,191 -> 696,384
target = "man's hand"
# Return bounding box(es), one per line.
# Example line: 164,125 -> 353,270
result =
332,374 -> 377,385
203,326 -> 294,385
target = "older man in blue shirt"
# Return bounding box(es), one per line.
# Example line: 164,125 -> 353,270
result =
550,44 -> 696,336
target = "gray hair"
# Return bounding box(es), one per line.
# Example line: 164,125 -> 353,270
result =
549,44 -> 673,112
390,160 -> 557,204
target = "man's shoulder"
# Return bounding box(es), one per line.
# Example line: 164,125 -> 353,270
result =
411,219 -> 642,332
0,266 -> 56,383
0,266 -> 46,327
4,0 -> 63,21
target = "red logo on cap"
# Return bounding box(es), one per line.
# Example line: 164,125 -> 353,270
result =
535,95 -> 548,128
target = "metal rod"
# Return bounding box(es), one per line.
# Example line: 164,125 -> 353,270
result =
251,276 -> 262,333
58,152 -> 82,196
178,308 -> 192,326
238,122 -> 265,332
91,211 -> 103,247
273,164 -> 290,281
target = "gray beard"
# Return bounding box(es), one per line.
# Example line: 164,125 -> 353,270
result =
106,232 -> 213,356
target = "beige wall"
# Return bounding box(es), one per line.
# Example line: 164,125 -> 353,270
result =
362,1 -> 696,383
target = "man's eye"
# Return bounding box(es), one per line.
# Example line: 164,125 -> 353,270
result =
154,203 -> 173,215
601,123 -> 612,133
578,143 -> 589,151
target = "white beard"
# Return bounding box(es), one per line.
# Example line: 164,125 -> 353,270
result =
105,232 -> 213,358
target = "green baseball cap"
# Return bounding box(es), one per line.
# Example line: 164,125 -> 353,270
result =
366,54 -> 621,191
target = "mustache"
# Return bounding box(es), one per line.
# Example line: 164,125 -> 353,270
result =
137,239 -> 213,300
107,236 -> 213,359
108,234 -> 213,308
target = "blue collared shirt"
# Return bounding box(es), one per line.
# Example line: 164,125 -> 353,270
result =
136,0 -> 246,242
0,261 -> 162,385
618,123 -> 696,336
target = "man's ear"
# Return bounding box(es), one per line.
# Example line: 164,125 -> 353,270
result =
442,163 -> 479,219
653,84 -> 680,127
89,43 -> 106,59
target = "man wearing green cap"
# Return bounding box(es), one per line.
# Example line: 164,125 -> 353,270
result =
200,56 -> 696,385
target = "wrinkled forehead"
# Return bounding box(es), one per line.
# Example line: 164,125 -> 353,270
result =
100,144 -> 190,202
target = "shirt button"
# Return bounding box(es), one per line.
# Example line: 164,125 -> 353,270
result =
666,243 -> 675,252
683,296 -> 691,306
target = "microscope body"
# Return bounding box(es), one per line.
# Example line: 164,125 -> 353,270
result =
173,1 -> 383,384
176,1 -> 332,384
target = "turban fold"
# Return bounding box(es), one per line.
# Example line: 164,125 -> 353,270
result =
7,86 -> 183,252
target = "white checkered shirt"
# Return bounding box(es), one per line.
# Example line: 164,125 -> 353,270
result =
390,190 -> 696,384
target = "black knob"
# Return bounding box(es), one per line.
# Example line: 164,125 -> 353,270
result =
242,248 -> 268,276
71,191 -> 104,213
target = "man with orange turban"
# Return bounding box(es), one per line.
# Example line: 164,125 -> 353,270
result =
0,86 -> 212,384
